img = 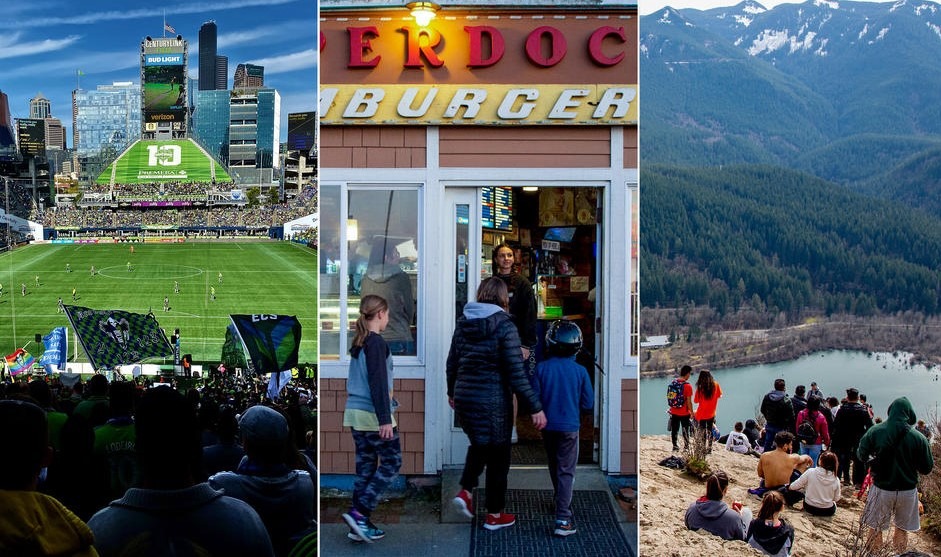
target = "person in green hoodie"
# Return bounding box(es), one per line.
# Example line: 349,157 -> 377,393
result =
857,396 -> 934,555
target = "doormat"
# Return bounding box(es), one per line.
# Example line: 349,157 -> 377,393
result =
469,489 -> 634,557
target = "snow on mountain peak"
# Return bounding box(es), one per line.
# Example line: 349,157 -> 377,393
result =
814,0 -> 839,9
743,1 -> 768,15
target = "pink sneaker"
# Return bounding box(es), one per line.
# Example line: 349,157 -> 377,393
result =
453,489 -> 474,518
483,512 -> 516,530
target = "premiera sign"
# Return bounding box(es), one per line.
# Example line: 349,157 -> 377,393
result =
319,84 -> 637,125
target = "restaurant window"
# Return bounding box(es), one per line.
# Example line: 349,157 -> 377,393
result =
319,184 -> 420,360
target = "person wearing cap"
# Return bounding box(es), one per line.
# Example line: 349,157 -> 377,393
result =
0,399 -> 98,556
807,382 -> 823,401
88,386 -> 275,557
209,405 -> 315,556
831,388 -> 874,489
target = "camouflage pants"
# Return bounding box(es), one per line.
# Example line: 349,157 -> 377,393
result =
351,429 -> 403,516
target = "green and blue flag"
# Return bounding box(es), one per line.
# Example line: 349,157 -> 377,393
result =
229,314 -> 302,375
63,306 -> 173,370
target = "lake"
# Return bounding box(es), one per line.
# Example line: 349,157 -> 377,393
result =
639,350 -> 941,436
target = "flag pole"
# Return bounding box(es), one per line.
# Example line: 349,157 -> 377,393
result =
163,11 -> 166,38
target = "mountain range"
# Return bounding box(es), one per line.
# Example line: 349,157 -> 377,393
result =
640,0 -> 941,315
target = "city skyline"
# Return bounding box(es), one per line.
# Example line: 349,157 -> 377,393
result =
0,0 -> 315,143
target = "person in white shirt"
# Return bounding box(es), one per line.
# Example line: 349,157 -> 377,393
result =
726,422 -> 758,456
788,450 -> 842,516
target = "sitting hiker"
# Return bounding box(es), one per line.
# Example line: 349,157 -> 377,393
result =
789,450 -> 841,516
726,421 -> 759,456
0,399 -> 98,557
752,431 -> 813,506
746,491 -> 795,556
685,470 -> 753,541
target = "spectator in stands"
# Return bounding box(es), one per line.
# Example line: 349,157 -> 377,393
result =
93,381 -> 139,502
0,399 -> 98,556
88,386 -> 276,557
73,374 -> 109,426
208,405 -> 316,556
28,379 -> 68,452
203,404 -> 245,476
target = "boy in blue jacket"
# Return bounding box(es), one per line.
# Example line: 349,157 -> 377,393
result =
536,320 -> 594,537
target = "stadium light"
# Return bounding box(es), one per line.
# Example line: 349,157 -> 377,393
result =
407,1 -> 439,27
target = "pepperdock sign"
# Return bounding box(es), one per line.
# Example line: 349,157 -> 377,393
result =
320,9 -> 638,126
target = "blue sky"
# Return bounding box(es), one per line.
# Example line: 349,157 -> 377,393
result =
0,0 -> 316,143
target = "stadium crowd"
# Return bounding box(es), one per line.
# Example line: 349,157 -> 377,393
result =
42,185 -> 316,233
0,370 -> 317,556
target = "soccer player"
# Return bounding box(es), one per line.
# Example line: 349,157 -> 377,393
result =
164,296 -> 170,312
174,281 -> 180,294
130,245 -> 135,255
66,263 -> 71,273
218,272 -> 223,284
91,265 -> 96,276
72,288 -> 77,301
210,286 -> 216,301
57,297 -> 64,313
35,275 -> 40,287
127,262 -> 132,272
21,283 -> 26,297
0,282 -> 3,296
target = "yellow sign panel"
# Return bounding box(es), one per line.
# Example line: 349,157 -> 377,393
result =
320,84 -> 637,126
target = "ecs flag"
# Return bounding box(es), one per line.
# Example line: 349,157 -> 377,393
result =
229,315 -> 302,375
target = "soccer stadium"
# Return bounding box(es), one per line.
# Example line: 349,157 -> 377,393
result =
0,34 -> 317,378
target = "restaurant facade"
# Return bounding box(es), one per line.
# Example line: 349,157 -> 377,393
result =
319,0 -> 639,479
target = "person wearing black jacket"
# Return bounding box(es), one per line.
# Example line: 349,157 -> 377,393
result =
492,243 -> 537,355
760,379 -> 795,453
448,277 -> 546,531
831,388 -> 874,488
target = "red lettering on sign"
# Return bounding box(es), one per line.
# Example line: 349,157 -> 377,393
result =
348,26 -> 381,68
400,26 -> 444,68
524,26 -> 566,68
588,26 -> 626,66
465,25 -> 505,68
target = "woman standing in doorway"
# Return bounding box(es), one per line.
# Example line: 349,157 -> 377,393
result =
448,277 -> 547,531
694,370 -> 723,452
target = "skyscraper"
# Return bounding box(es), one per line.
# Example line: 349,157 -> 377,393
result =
227,87 -> 280,184
234,64 -> 264,88
216,55 -> 228,90
72,82 -> 142,183
0,90 -> 15,160
29,93 -> 52,119
198,21 -> 218,91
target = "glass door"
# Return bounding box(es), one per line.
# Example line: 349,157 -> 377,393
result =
445,187 -> 481,466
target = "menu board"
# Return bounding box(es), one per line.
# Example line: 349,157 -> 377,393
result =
481,186 -> 513,232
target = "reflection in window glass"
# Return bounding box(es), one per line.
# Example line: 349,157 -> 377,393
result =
319,186 -> 420,360
348,189 -> 419,356
319,185 -> 342,359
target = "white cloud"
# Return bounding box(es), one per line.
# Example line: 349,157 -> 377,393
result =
0,0 -> 298,29
4,50 -> 139,79
0,33 -> 82,59
245,49 -> 316,74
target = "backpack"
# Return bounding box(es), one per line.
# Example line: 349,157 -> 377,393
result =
667,379 -> 686,409
797,412 -> 818,444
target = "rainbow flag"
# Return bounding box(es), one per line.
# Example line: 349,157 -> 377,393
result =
5,349 -> 36,376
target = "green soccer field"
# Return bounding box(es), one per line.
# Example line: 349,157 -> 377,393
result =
0,242 -> 317,366
98,140 -> 232,185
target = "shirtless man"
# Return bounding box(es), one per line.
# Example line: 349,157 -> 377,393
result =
756,431 -> 812,505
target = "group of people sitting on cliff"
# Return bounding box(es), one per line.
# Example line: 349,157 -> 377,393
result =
669,366 -> 935,555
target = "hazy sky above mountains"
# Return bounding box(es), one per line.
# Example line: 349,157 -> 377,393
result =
640,0 -> 891,16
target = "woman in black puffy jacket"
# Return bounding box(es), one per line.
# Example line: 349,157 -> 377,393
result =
447,277 -> 547,531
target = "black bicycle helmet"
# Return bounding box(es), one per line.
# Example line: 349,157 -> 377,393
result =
545,320 -> 583,357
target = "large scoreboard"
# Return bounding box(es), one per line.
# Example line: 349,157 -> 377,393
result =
141,38 -> 187,132
15,119 -> 45,158
287,112 -> 316,152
